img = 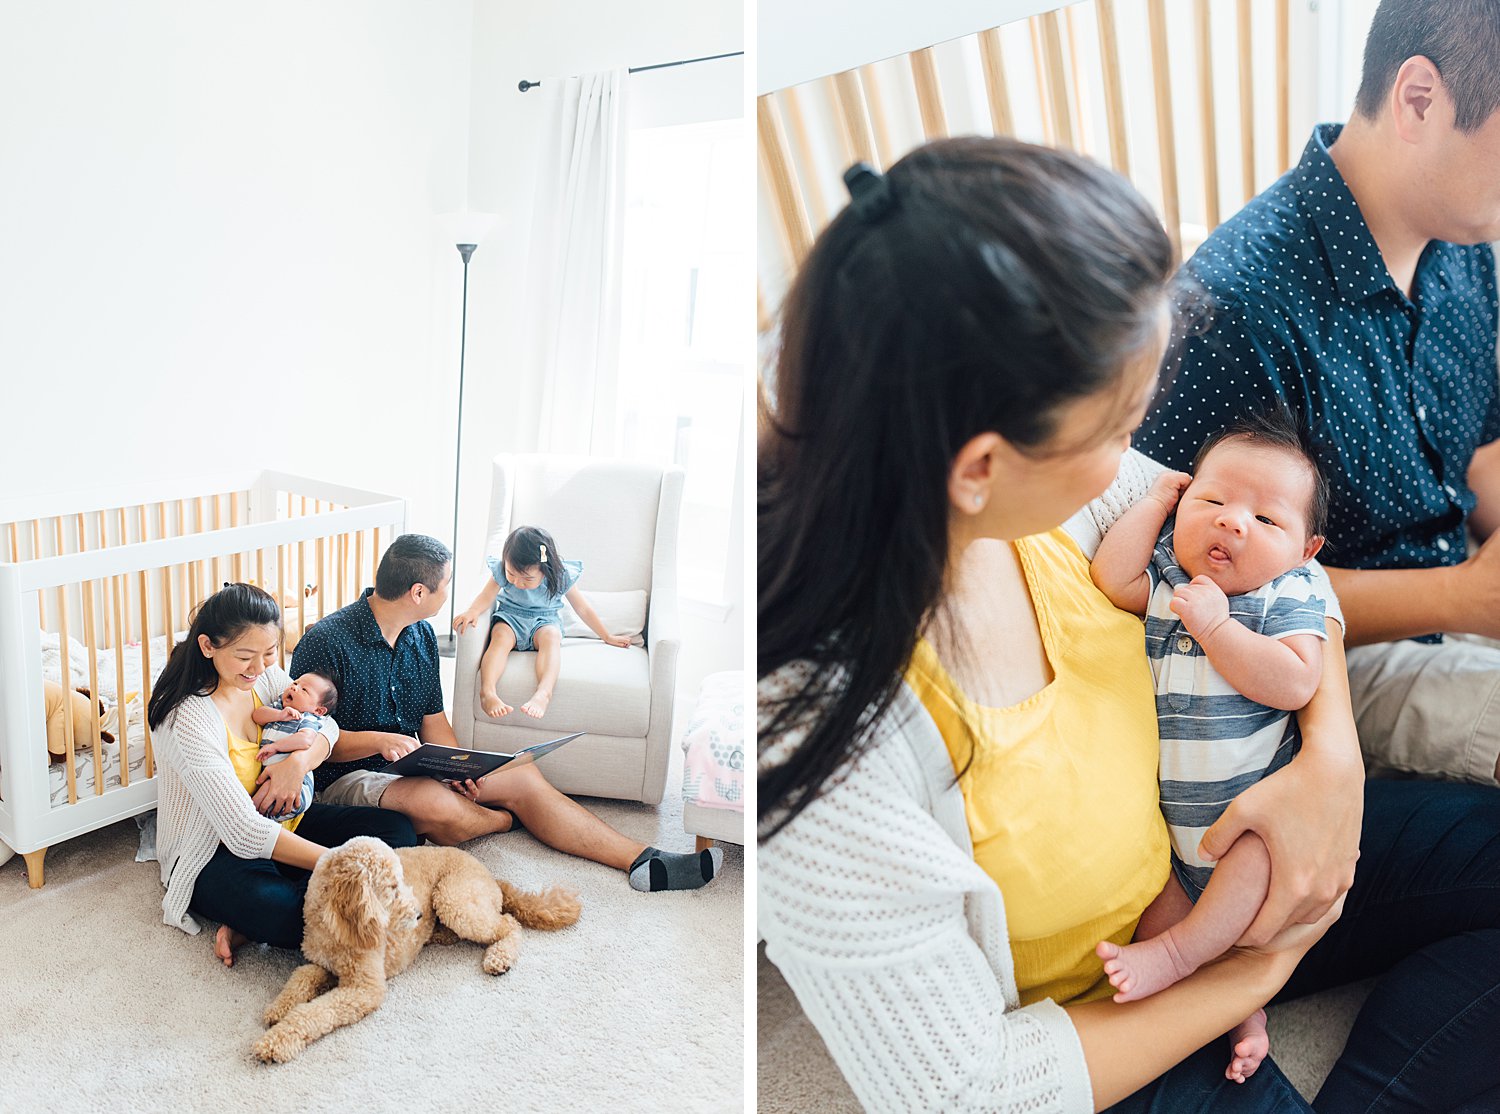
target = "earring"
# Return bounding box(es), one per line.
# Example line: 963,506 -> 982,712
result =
972,494 -> 984,509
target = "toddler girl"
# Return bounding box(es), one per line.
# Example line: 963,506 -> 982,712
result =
453,526 -> 630,719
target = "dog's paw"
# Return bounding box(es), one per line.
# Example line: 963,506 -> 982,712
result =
252,1030 -> 302,1064
482,935 -> 521,975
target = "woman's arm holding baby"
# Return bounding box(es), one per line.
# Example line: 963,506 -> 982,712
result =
1194,620 -> 1363,946
1090,471 -> 1193,614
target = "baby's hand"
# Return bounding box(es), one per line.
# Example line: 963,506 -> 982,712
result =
1147,470 -> 1193,513
603,634 -> 632,648
256,736 -> 312,763
1170,575 -> 1230,641
453,608 -> 484,635
272,707 -> 301,722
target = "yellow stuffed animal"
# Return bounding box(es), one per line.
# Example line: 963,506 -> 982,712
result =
43,680 -> 114,761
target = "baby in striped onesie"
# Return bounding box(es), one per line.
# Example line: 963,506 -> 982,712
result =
1090,409 -> 1329,1085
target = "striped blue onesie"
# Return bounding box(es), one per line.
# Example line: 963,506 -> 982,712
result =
1146,522 -> 1328,900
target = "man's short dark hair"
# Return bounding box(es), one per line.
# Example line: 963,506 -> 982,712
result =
299,669 -> 340,714
1191,406 -> 1329,539
1354,0 -> 1500,132
374,534 -> 452,600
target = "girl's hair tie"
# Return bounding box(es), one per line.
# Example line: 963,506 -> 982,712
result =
843,163 -> 896,221
539,544 -> 548,564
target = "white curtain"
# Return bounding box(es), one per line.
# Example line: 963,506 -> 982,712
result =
526,69 -> 628,455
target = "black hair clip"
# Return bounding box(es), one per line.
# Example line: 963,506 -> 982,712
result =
843,162 -> 896,221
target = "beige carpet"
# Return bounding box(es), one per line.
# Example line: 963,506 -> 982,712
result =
757,944 -> 1374,1110
0,752 -> 743,1114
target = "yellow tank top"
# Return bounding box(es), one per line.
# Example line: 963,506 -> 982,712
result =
226,693 -> 304,834
907,528 -> 1168,1006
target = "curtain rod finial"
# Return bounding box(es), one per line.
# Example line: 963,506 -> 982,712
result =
518,79 -> 540,93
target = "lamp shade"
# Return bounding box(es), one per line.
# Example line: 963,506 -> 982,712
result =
438,211 -> 498,247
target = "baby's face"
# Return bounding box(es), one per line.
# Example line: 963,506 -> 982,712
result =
282,678 -> 326,715
1173,439 -> 1322,596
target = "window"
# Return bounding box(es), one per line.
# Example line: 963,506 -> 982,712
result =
616,116 -> 748,606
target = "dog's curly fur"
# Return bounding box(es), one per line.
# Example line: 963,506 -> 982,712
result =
253,837 -> 582,1063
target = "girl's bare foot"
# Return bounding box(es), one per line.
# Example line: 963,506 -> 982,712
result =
214,924 -> 249,968
1226,1009 -> 1270,1083
480,690 -> 512,718
519,690 -> 551,719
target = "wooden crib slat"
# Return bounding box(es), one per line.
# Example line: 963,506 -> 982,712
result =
54,518 -> 78,805
1096,0 -> 1131,176
859,64 -> 895,171
1276,0 -> 1290,173
278,542 -> 289,668
110,573 -> 127,791
137,509 -> 153,779
758,95 -> 814,268
1195,0 -> 1221,229
781,85 -> 830,226
93,511 -> 113,650
298,533 -> 307,645
76,515 -> 105,790
32,520 -> 46,626
1037,11 -> 1073,149
1064,6 -> 1089,155
160,505 -> 175,646
118,506 -> 134,646
1147,0 -> 1182,256
1238,0 -> 1256,201
833,70 -> 880,169
337,533 -> 347,608
316,534 -> 326,622
977,29 -> 1015,138
355,531 -> 365,597
175,500 -> 189,626
211,495 -> 223,594
231,493 -> 244,584
6,521 -> 17,563
910,47 -> 948,140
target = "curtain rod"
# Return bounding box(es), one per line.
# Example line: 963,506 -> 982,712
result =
518,50 -> 743,93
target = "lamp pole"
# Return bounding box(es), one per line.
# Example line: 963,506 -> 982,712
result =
439,241 -> 478,658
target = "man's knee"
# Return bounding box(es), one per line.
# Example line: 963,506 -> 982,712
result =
486,761 -> 557,809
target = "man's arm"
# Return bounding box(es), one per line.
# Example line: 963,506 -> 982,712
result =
328,730 -> 419,763
420,711 -> 459,746
1467,439 -> 1500,542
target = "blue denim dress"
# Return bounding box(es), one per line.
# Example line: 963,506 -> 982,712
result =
485,557 -> 582,650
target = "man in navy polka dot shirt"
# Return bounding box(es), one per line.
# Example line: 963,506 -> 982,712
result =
291,535 -> 723,893
1137,0 -> 1500,785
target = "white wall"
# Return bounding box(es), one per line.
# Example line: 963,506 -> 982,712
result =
456,0 -> 747,693
0,0 -> 747,695
0,0 -> 475,547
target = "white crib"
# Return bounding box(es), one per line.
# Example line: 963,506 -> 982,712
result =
0,471 -> 404,887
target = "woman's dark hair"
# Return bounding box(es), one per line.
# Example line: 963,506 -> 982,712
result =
1354,0 -> 1500,133
758,137 -> 1175,839
1190,405 -> 1330,539
374,534 -> 452,600
503,526 -> 567,599
147,583 -> 283,729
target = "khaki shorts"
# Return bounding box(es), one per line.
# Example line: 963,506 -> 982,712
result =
1345,634 -> 1500,785
318,769 -> 403,809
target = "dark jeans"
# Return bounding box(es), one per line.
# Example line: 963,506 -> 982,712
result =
1108,779 -> 1500,1113
188,803 -> 419,950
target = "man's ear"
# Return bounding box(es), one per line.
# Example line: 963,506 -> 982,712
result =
1391,55 -> 1445,139
1303,534 -> 1325,562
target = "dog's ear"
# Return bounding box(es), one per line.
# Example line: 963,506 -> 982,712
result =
319,849 -> 388,952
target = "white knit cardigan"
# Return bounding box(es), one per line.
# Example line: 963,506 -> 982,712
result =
759,450 -> 1344,1112
153,666 -> 338,934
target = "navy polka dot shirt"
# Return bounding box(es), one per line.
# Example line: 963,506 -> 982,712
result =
1137,123 -> 1500,641
291,588 -> 445,792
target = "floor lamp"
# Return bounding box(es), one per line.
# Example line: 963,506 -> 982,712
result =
438,213 -> 496,658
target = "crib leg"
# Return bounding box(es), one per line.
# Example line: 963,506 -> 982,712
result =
21,848 -> 46,889
694,836 -> 714,853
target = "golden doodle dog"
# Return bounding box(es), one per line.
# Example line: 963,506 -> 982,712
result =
253,837 -> 582,1063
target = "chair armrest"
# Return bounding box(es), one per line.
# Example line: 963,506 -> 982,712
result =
452,619 -> 490,747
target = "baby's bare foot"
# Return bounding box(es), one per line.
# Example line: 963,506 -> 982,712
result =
481,691 -> 512,719
520,691 -> 551,719
1226,1009 -> 1270,1083
1095,933 -> 1195,1002
214,924 -> 249,968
